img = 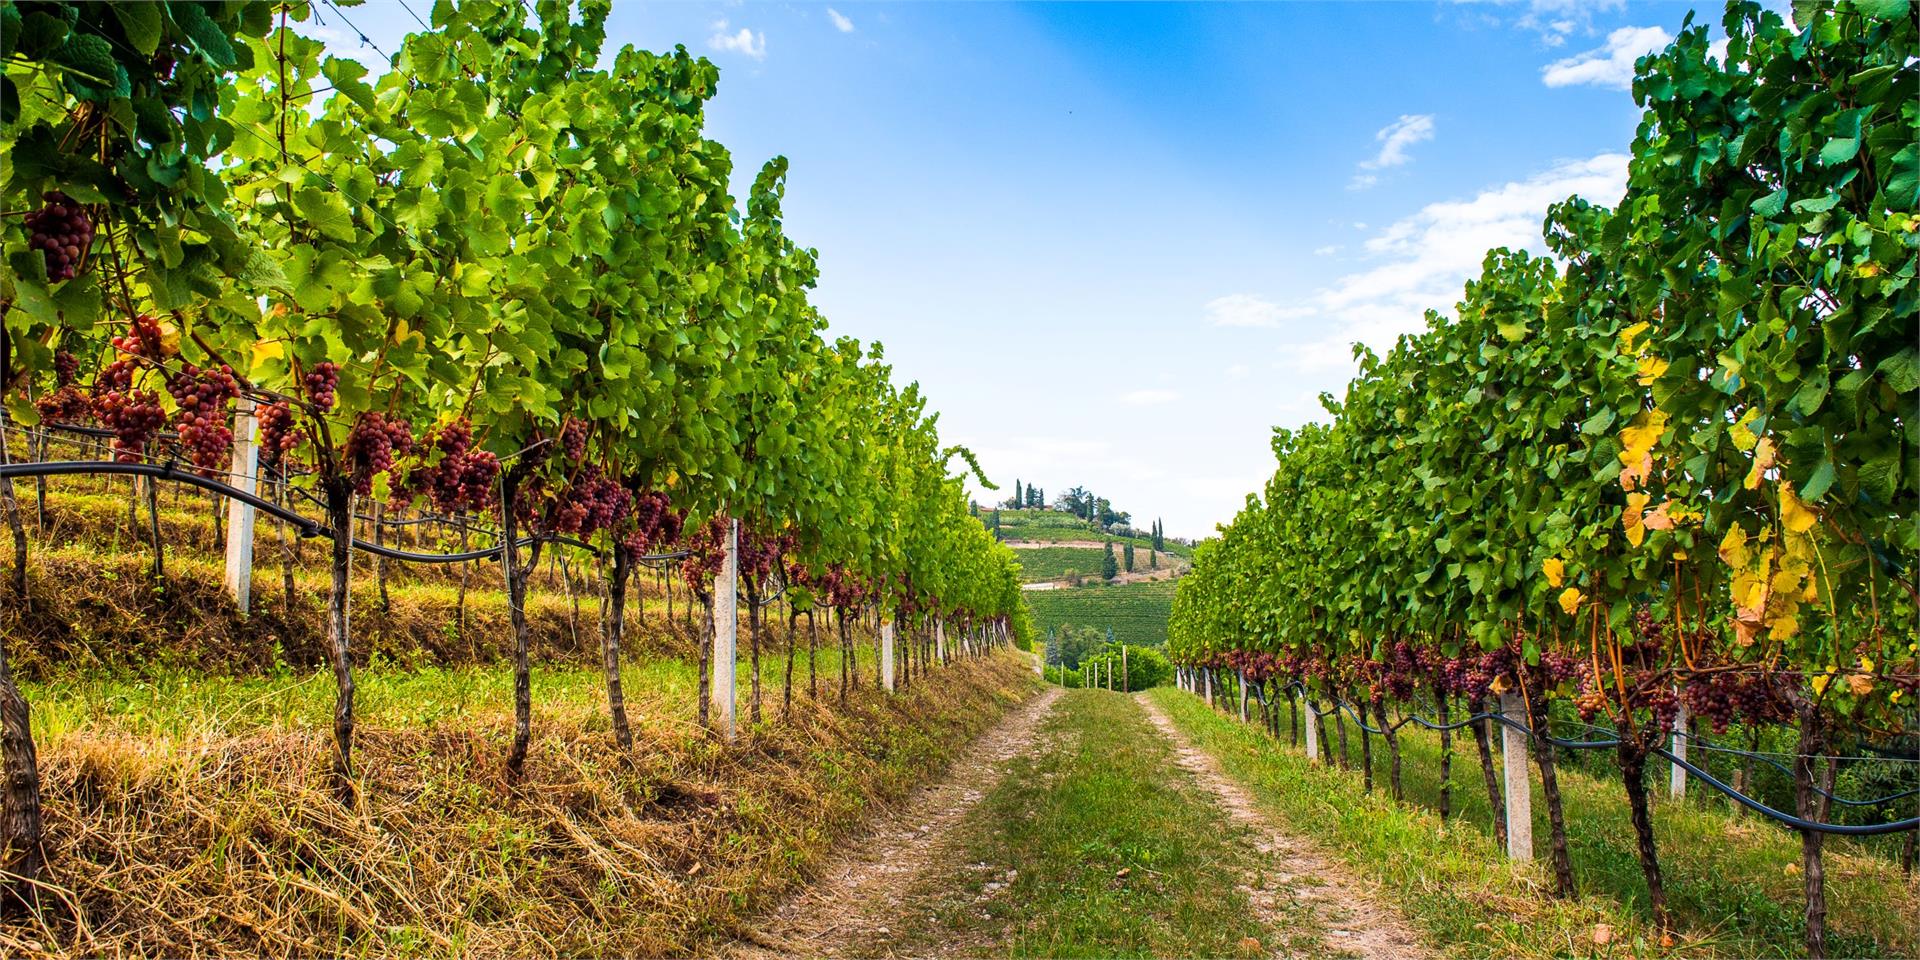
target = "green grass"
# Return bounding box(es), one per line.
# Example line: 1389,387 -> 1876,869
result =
1025,579 -> 1175,648
880,689 -> 1325,958
1149,688 -> 1920,959
1011,545 -> 1181,583
23,643 -> 880,749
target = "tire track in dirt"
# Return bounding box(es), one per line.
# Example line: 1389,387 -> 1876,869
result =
1136,694 -> 1433,960
725,686 -> 1063,959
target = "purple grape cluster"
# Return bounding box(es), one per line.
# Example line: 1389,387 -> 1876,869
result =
25,192 -> 93,282
621,489 -> 683,556
111,314 -> 165,361
53,350 -> 79,387
256,401 -> 301,468
545,466 -> 631,535
345,412 -> 414,496
415,418 -> 497,513
166,363 -> 240,477
94,389 -> 167,462
560,417 -> 588,461
304,361 -> 340,412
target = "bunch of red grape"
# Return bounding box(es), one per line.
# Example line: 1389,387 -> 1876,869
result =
414,418 -> 497,513
111,314 -> 166,360
621,489 -> 684,556
1680,669 -> 1794,733
92,358 -> 137,396
681,514 -> 734,592
304,361 -> 339,411
24,192 -> 93,282
560,418 -> 588,461
53,350 -> 79,387
345,412 -> 414,496
166,363 -> 240,476
93,389 -> 167,461
256,401 -> 301,468
35,386 -> 90,423
541,467 -> 631,535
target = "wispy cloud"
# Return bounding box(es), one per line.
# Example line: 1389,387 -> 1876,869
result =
1273,153 -> 1630,373
1351,114 -> 1435,190
1541,25 -> 1671,89
1360,114 -> 1436,170
1204,293 -> 1313,329
708,20 -> 767,60
1312,245 -> 1341,256
827,8 -> 855,33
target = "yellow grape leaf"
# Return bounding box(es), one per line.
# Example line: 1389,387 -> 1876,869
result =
1619,320 -> 1651,353
250,339 -> 285,375
1743,436 -> 1778,490
1860,656 -> 1876,673
1617,410 -> 1668,490
1779,486 -> 1818,534
1729,408 -> 1762,452
1718,524 -> 1750,568
1490,674 -> 1511,695
1768,613 -> 1800,641
1636,355 -> 1670,387
157,317 -> 182,358
1543,558 -> 1565,588
1812,674 -> 1830,695
1559,587 -> 1584,615
1622,492 -> 1650,547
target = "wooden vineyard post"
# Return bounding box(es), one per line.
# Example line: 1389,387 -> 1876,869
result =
223,398 -> 259,613
1669,695 -> 1688,800
1237,668 -> 1248,722
881,621 -> 896,692
1499,692 -> 1533,861
1304,692 -> 1320,762
711,518 -> 739,740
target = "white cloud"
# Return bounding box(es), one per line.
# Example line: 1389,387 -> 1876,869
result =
1225,363 -> 1250,380
1122,389 -> 1181,406
827,8 -> 855,32
1312,245 -> 1341,256
708,20 -> 767,60
1348,173 -> 1379,191
1205,293 -> 1313,329
1541,25 -> 1671,89
1268,153 -> 1630,374
1359,114 -> 1436,170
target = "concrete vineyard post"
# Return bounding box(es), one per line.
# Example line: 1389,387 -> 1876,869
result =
1121,646 -> 1128,692
936,619 -> 946,662
1669,696 -> 1688,800
1237,668 -> 1248,722
711,519 -> 739,740
1499,692 -> 1533,861
1204,669 -> 1214,707
222,398 -> 259,613
1304,693 -> 1320,762
881,621 -> 896,692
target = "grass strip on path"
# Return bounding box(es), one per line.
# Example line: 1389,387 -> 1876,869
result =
875,688 -> 1328,959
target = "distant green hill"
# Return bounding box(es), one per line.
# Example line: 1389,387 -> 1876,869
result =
1025,580 -> 1175,649
985,508 -> 1191,557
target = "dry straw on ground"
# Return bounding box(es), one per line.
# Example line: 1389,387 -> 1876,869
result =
0,655 -> 1036,958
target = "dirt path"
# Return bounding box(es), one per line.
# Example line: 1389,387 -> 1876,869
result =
1136,694 -> 1432,960
726,687 -> 1064,959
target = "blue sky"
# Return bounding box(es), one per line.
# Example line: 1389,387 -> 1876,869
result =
315,0 -> 1723,540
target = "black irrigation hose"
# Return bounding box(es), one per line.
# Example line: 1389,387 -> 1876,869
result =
0,461 -> 690,565
1252,678 -> 1919,835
